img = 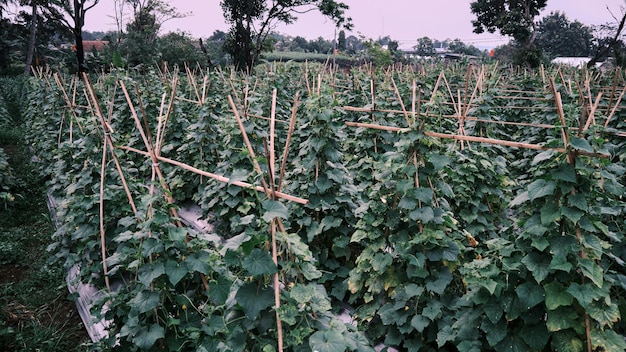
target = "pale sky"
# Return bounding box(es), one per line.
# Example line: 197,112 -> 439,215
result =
66,0 -> 626,48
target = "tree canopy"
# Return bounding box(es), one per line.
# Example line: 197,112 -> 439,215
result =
220,0 -> 352,71
470,0 -> 547,47
470,0 -> 547,66
535,11 -> 593,59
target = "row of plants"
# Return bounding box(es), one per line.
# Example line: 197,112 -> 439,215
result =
19,62 -> 626,351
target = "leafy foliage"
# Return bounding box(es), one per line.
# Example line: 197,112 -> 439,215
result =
21,62 -> 626,351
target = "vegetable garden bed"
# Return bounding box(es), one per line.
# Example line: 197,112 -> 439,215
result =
20,61 -> 626,351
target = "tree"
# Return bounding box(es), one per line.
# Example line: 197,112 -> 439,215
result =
470,0 -> 547,66
536,11 -> 593,59
220,0 -> 352,71
117,0 -> 186,68
448,38 -> 484,57
363,39 -> 392,67
337,29 -> 346,51
587,7 -> 626,68
414,36 -> 435,57
55,0 -> 100,73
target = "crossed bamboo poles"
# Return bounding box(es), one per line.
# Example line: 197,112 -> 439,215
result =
51,64 -> 624,350
78,70 -> 305,352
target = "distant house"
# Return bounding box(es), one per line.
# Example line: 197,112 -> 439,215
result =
66,40 -> 109,52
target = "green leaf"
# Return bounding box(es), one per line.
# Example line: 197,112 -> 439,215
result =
133,323 -> 164,350
520,322 -> 550,350
221,232 -> 251,255
426,266 -> 452,294
277,304 -> 299,326
522,252 -> 550,283
185,251 -> 212,275
483,301 -> 503,324
546,307 -> 579,332
567,193 -> 588,211
532,150 -> 557,165
235,282 -> 274,319
549,254 -> 573,273
569,136 -> 594,153
510,190 -> 529,207
436,325 -> 455,347
408,207 -> 434,223
242,248 -> 277,276
590,327 -> 626,351
165,260 -> 188,286
551,331 -> 584,352
566,282 -> 596,308
410,315 -> 430,333
561,206 -> 584,223
552,164 -> 577,183
398,196 -> 417,210
130,290 -> 161,313
442,241 -> 460,261
429,154 -> 451,171
481,318 -> 507,346
422,300 -> 442,320
527,179 -> 556,201
299,262 -> 323,280
540,202 -> 561,224
515,282 -> 544,309
578,258 -> 603,288
350,229 -> 368,243
261,200 -> 289,222
586,301 -> 620,327
411,187 -> 433,204
309,330 -> 348,352
544,281 -> 573,310
138,262 -> 165,286
208,276 -> 232,305
168,226 -> 187,243
371,252 -> 393,273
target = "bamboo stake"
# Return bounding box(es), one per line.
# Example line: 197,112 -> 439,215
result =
278,92 -> 300,192
411,80 -> 417,124
119,80 -> 180,222
99,139 -> 111,292
118,146 -> 308,205
582,92 -> 602,132
270,89 -> 277,180
604,85 -> 626,128
549,78 -> 570,151
156,76 -> 179,152
391,77 -> 410,127
83,74 -> 137,215
605,68 -> 619,115
228,95 -> 273,195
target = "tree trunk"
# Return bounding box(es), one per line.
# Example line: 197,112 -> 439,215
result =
24,3 -> 38,75
75,29 -> 86,72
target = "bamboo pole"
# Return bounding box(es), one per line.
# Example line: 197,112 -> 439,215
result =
582,92 -> 602,132
604,85 -> 626,128
119,80 -> 180,224
83,74 -> 137,215
391,77 -> 410,127
117,145 -> 308,205
549,78 -> 570,151
278,92 -> 300,192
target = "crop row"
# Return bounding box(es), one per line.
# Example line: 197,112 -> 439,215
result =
18,62 -> 626,351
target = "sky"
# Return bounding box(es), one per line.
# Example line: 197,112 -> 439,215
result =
32,0 -> 626,48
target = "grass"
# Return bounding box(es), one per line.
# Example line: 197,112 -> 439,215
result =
0,129 -> 92,351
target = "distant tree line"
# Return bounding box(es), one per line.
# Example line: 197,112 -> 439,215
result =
2,0 -> 626,75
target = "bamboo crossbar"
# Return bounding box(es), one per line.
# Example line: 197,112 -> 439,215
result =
345,121 -> 610,158
117,145 -> 309,205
